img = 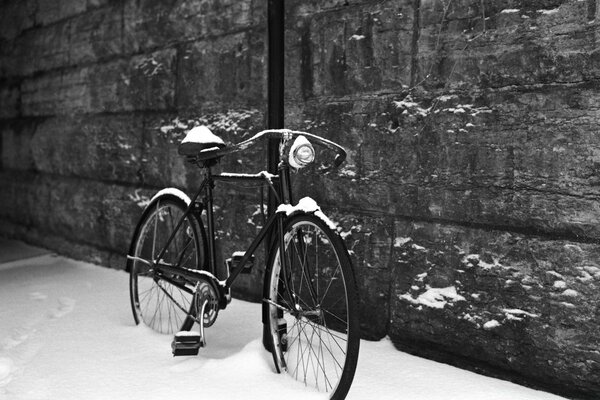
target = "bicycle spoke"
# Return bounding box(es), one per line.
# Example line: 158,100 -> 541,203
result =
305,320 -> 346,365
131,198 -> 203,335
305,318 -> 348,352
318,263 -> 341,306
267,217 -> 358,398
297,318 -> 333,390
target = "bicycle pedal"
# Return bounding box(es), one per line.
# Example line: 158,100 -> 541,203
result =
226,252 -> 255,274
172,331 -> 204,356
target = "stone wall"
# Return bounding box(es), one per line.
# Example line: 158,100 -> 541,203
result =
1,0 -> 600,398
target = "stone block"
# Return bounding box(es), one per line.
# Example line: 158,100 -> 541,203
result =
288,87 -> 600,240
30,115 -> 143,183
389,219 -> 600,397
128,48 -> 177,111
416,0 -> 597,90
0,85 -> 20,119
124,0 -> 258,53
0,0 -> 36,40
35,0 -> 87,26
0,171 -> 145,254
291,0 -> 414,98
21,51 -> 177,115
0,171 -> 38,226
21,69 -> 92,116
0,120 -> 36,171
14,21 -> 71,76
176,32 -> 265,110
328,210 -> 393,339
69,6 -> 124,65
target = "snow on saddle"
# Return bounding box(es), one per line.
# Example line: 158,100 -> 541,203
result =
178,125 -> 226,159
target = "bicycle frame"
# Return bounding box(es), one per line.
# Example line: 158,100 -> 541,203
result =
148,161 -> 292,294
130,128 -> 347,303
128,129 -> 359,398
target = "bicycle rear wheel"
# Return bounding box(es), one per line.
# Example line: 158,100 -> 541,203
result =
128,194 -> 207,334
265,214 -> 360,400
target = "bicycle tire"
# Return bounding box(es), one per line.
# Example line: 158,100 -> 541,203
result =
264,214 -> 360,400
127,194 -> 207,334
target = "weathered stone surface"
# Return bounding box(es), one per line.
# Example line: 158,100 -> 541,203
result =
286,0 -> 414,99
0,120 -> 37,171
0,85 -> 20,119
389,219 -> 600,397
20,51 -> 177,115
124,0 -> 260,53
0,171 -> 142,256
69,6 -> 124,65
0,0 -> 36,41
36,0 -> 88,26
0,217 -> 125,270
128,48 -> 177,111
14,22 -> 71,76
176,32 -> 265,110
331,210 -> 394,339
30,115 -> 143,182
287,87 -> 600,240
417,0 -> 599,90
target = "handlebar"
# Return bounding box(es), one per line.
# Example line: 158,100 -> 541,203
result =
181,129 -> 347,170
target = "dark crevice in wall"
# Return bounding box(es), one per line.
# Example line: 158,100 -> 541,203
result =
0,167 -> 166,192
385,217 -> 395,337
587,0 -> 597,21
326,202 -> 600,245
5,25 -> 265,82
410,0 -> 421,87
300,21 -> 314,100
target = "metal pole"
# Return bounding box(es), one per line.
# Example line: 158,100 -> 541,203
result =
267,0 -> 284,176
263,0 -> 284,351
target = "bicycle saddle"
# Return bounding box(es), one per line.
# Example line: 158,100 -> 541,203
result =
178,125 -> 226,157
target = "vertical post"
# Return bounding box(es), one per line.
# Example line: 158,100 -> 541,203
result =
267,0 -> 284,176
263,0 -> 285,351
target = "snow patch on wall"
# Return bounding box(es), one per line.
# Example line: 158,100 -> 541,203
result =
483,320 -> 500,330
502,308 -> 540,319
128,189 -> 151,209
394,237 -> 412,247
393,96 -> 430,117
399,285 -> 466,309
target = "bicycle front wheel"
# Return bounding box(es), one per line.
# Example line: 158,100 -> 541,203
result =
265,214 -> 360,400
128,194 -> 206,334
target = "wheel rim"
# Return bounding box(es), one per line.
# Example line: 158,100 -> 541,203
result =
131,201 -> 199,334
269,220 -> 351,395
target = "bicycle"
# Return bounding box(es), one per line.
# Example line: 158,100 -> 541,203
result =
126,126 -> 360,399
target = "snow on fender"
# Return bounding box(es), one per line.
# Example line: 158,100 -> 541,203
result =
276,197 -> 338,230
148,188 -> 191,209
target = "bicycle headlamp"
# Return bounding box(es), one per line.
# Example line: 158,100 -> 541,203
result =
289,135 -> 315,169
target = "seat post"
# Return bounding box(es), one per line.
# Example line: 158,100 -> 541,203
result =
204,167 -> 218,276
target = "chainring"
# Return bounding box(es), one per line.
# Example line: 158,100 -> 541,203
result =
195,277 -> 220,327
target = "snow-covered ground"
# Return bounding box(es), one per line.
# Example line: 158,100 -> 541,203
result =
0,250 -> 568,400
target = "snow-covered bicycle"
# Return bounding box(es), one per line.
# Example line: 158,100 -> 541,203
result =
126,126 -> 360,399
